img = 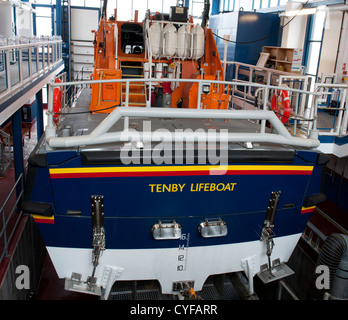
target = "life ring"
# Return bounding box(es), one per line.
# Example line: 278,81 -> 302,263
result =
53,79 -> 62,124
271,89 -> 291,124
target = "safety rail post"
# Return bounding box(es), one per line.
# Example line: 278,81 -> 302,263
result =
261,85 -> 270,134
125,79 -> 130,107
341,87 -> 348,135
197,81 -> 203,109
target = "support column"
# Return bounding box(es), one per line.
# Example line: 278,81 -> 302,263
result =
11,108 -> 24,198
36,89 -> 44,141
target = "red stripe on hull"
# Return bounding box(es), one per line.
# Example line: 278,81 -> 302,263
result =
50,170 -> 312,179
34,218 -> 55,224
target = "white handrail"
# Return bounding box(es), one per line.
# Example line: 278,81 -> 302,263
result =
46,106 -> 319,149
45,77 -> 321,149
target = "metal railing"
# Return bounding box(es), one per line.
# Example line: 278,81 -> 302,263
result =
44,77 -> 321,149
0,174 -> 24,264
225,61 -> 348,139
311,83 -> 348,136
0,36 -> 63,104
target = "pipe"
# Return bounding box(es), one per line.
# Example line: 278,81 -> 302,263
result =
309,233 -> 348,300
331,234 -> 348,299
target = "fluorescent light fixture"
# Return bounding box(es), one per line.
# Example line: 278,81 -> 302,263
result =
281,7 -> 317,17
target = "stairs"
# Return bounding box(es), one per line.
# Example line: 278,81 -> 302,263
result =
120,61 -> 146,107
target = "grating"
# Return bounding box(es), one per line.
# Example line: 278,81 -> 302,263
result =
109,276 -> 240,300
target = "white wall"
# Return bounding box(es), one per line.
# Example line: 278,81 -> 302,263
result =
318,10 -> 342,76
281,1 -> 308,50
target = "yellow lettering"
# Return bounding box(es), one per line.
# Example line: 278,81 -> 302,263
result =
178,184 -> 185,192
150,182 -> 236,193
216,183 -> 224,191
163,184 -> 171,192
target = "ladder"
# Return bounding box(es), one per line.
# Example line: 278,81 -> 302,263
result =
120,61 -> 146,107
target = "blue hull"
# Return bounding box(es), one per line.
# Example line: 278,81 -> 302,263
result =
24,148 -> 326,250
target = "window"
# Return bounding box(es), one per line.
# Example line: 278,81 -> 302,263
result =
70,0 -> 84,6
34,5 -> 53,37
304,10 -> 326,78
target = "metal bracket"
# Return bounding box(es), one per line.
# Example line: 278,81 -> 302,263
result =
100,266 -> 124,300
241,256 -> 257,295
257,259 -> 294,284
260,191 -> 281,275
90,195 -> 106,286
65,272 -> 102,296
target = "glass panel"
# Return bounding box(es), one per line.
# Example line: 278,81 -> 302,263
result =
279,0 -> 287,4
306,42 -> 321,76
49,44 -> 53,64
22,48 -> 30,79
10,50 -> 20,86
38,45 -> 44,70
44,45 -> 48,67
0,50 -> 7,93
31,47 -> 37,74
270,0 -> 278,7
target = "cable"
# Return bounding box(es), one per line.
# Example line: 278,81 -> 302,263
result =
54,104 -> 121,116
212,0 -> 310,45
